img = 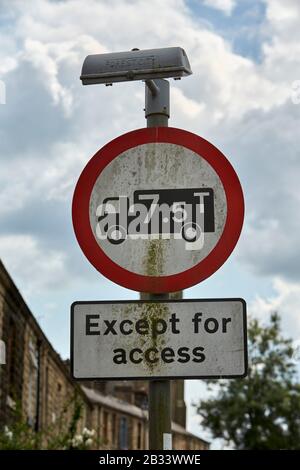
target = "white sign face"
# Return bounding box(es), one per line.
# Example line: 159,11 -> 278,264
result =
71,299 -> 247,380
90,143 -> 227,276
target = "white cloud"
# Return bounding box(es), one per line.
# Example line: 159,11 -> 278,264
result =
0,56 -> 17,76
0,235 -> 68,296
0,30 -> 18,76
0,0 -> 300,309
22,39 -> 73,116
171,86 -> 205,119
232,97 -> 300,282
0,139 -> 88,219
0,0 -> 292,126
262,0 -> 300,83
203,0 -> 236,15
264,0 -> 300,31
250,277 -> 300,342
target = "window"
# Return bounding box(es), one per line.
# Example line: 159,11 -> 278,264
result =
7,319 -> 17,399
0,339 -> 5,364
56,381 -> 62,417
119,417 -> 128,450
112,414 -> 117,447
137,422 -> 142,449
45,365 -> 49,425
135,391 -> 148,410
27,340 -> 38,426
103,410 -> 109,444
97,407 -> 101,442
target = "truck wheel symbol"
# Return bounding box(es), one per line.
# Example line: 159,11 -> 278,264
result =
181,222 -> 201,243
107,225 -> 127,244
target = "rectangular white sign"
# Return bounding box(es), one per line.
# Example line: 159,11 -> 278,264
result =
71,299 -> 247,380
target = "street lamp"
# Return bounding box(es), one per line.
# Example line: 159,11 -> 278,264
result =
80,47 -> 192,85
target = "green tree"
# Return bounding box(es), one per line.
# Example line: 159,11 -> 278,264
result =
0,393 -> 97,450
197,313 -> 300,449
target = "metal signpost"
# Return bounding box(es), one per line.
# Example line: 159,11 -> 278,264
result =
72,47 -> 246,450
145,78 -> 172,449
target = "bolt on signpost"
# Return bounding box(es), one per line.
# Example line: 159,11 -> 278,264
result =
72,47 -> 246,451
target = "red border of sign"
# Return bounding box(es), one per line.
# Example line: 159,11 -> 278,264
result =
72,127 -> 244,293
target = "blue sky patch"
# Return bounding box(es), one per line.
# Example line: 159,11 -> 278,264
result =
186,0 -> 267,62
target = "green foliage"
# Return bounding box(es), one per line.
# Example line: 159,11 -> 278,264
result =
197,313 -> 300,449
0,393 -> 96,450
0,403 -> 40,449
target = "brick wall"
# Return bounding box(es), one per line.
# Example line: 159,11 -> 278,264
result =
0,260 -> 209,450
0,260 -> 91,438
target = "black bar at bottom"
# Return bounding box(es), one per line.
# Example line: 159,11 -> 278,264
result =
0,450 -> 299,468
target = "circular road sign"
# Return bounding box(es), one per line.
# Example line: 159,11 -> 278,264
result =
72,127 -> 244,293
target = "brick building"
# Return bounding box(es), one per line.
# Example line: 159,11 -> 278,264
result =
0,259 -> 209,450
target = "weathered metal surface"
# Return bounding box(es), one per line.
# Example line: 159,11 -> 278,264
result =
80,47 -> 192,85
71,299 -> 247,380
72,127 -> 244,293
149,380 -> 171,450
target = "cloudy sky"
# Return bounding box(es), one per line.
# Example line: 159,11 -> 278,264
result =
1,0 -> 300,445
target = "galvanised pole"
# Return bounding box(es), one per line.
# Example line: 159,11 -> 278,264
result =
144,79 -> 172,451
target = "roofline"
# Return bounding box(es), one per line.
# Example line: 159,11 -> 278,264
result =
0,258 -> 210,445
81,385 -> 210,444
0,259 -> 91,406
